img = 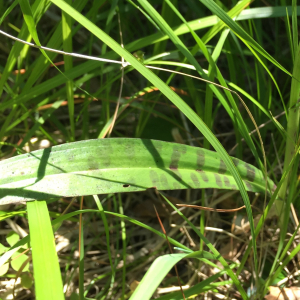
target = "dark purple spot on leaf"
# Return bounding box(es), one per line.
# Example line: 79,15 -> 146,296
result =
190,173 -> 200,188
150,170 -> 159,186
197,169 -> 209,182
218,159 -> 227,174
224,176 -> 230,187
169,145 -> 187,170
214,174 -> 223,187
169,166 -> 178,170
245,181 -> 253,191
160,174 -> 170,189
232,158 -> 240,167
245,163 -> 255,182
173,182 -> 181,189
123,184 -> 130,188
196,149 -> 205,169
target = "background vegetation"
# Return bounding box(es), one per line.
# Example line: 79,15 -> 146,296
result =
0,0 -> 299,299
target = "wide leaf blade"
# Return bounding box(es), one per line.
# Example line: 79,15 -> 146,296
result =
0,139 -> 276,204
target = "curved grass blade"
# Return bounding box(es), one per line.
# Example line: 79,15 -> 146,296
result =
0,138 -> 276,205
129,251 -> 236,300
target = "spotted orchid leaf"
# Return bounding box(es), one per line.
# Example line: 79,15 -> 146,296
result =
0,139 -> 276,205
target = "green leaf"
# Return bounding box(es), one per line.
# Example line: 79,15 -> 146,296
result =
11,250 -> 29,272
129,251 -> 232,300
27,200 -> 64,300
130,253 -> 187,300
6,231 -> 20,247
0,139 -> 276,205
0,243 -> 8,255
21,272 -> 33,289
0,210 -> 26,221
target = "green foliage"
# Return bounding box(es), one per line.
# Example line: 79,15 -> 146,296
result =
0,0 -> 299,299
0,231 -> 29,276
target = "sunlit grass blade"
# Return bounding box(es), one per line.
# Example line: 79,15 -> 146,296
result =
27,200 -> 64,300
128,253 -> 188,300
130,249 -> 234,300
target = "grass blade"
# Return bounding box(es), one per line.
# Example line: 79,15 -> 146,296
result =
27,200 -> 64,300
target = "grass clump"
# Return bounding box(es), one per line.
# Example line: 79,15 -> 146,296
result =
0,1 -> 299,299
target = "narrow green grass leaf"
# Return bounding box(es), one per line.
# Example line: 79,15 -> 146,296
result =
198,0 -> 291,76
118,194 -> 126,299
292,0 -> 298,56
155,266 -> 236,300
27,200 -> 64,300
130,254 -> 186,300
0,0 -> 18,26
62,0 -> 75,140
129,251 -> 221,300
237,144 -> 300,277
201,0 -> 251,44
277,43 -> 300,213
0,211 -> 26,221
93,195 -> 115,295
286,7 -> 294,61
